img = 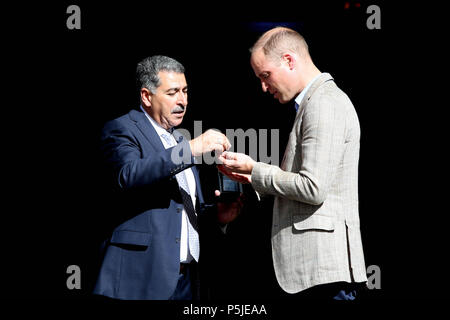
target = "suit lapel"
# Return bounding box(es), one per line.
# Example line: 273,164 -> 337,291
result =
175,129 -> 204,205
281,73 -> 334,169
129,108 -> 204,205
294,73 -> 334,122
174,130 -> 204,206
191,166 -> 204,206
129,109 -> 165,151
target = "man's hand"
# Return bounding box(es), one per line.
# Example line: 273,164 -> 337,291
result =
218,151 -> 256,175
189,129 -> 231,157
215,190 -> 244,225
217,165 -> 252,184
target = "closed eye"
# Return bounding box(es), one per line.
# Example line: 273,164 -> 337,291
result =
167,87 -> 188,96
260,72 -> 270,80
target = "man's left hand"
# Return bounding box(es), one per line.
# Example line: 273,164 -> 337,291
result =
215,190 -> 244,225
218,151 -> 256,175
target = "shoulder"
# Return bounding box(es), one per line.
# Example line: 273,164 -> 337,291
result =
102,109 -> 140,133
100,112 -> 143,147
306,80 -> 353,115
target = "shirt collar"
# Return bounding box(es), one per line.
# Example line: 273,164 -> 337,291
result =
294,73 -> 323,112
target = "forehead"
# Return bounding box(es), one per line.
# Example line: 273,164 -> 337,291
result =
157,71 -> 187,88
251,50 -> 275,74
250,50 -> 265,69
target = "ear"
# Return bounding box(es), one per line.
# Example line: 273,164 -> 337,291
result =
140,88 -> 152,107
282,53 -> 295,70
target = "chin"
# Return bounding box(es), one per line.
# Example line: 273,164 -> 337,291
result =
171,117 -> 184,127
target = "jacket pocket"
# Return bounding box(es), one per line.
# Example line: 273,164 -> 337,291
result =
293,214 -> 335,231
110,230 -> 151,247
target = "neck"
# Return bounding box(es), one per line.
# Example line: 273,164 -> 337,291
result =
299,64 -> 321,92
141,105 -> 172,131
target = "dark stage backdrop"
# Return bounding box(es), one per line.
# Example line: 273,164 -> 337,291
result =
3,0 -> 446,306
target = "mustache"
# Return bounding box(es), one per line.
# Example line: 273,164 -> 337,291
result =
171,105 -> 186,114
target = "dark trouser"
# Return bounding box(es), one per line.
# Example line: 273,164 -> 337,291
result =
284,282 -> 366,300
169,263 -> 197,300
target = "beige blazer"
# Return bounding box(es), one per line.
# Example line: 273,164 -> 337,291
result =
251,73 -> 367,294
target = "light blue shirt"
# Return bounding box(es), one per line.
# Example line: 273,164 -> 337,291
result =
294,73 -> 323,112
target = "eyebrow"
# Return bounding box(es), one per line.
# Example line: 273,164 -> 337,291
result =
165,86 -> 188,93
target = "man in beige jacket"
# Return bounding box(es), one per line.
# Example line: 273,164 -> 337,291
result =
218,27 -> 367,299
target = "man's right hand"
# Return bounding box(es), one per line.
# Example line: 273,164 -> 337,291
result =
189,129 -> 231,157
217,164 -> 252,184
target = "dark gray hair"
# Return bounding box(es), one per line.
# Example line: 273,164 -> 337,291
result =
136,55 -> 185,93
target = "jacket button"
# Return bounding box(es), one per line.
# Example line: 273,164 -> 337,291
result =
175,238 -> 180,244
177,207 -> 182,213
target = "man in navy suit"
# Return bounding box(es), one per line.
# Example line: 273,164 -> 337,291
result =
93,55 -> 236,300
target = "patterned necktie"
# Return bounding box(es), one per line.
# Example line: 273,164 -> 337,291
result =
161,132 -> 199,261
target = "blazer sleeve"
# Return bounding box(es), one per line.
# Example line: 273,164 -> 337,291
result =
101,120 -> 194,190
251,94 -> 347,205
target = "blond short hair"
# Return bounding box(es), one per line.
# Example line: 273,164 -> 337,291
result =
250,27 -> 310,62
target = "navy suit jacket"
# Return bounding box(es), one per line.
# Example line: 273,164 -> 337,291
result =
93,108 -> 206,300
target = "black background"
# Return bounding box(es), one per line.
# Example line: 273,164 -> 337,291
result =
3,0 -> 446,307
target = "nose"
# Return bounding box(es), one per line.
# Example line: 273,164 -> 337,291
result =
261,81 -> 269,92
178,91 -> 188,106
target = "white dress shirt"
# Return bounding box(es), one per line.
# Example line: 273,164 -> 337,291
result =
141,106 -> 197,263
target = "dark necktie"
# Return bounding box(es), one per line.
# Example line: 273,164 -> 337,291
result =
161,132 -> 199,261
